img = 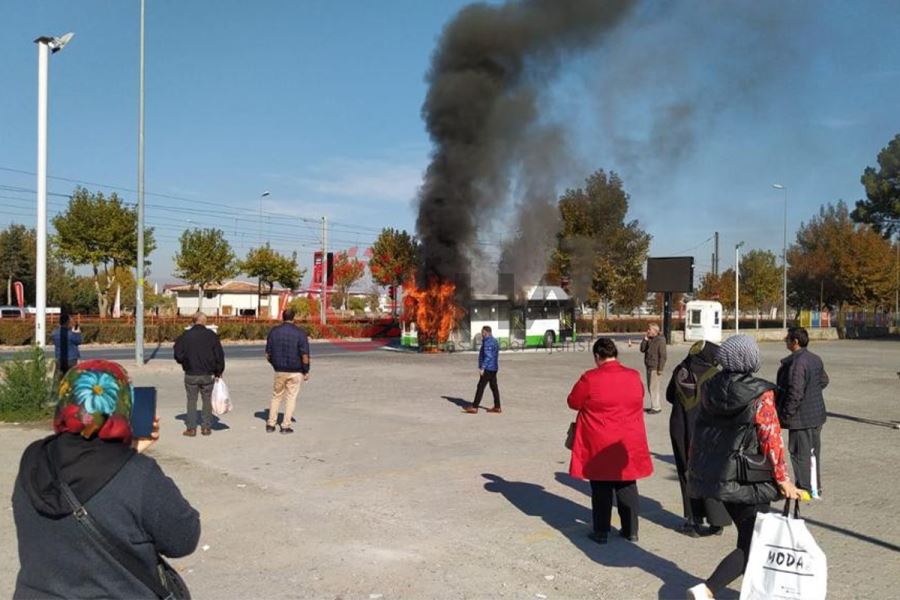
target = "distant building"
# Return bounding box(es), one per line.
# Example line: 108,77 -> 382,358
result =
165,280 -> 288,318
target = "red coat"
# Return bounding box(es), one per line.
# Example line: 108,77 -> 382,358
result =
567,360 -> 654,481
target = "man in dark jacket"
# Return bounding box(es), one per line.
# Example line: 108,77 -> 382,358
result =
464,326 -> 501,414
174,312 -> 225,437
640,323 -> 667,414
50,312 -> 83,374
265,309 -> 310,434
776,327 -> 829,498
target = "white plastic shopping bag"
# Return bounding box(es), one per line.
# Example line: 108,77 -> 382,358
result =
211,377 -> 232,416
740,500 -> 827,600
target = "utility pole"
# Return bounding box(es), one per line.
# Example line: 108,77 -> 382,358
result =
320,216 -> 327,325
135,0 -> 146,365
713,231 -> 719,277
34,32 -> 74,348
735,248 -> 739,334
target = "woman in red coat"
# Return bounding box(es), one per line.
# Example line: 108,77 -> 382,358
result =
568,337 -> 654,544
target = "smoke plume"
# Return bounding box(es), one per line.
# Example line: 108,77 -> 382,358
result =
415,0 -> 636,299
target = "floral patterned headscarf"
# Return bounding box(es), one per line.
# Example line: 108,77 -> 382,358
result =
53,360 -> 133,444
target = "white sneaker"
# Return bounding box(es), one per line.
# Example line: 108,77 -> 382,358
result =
687,583 -> 714,599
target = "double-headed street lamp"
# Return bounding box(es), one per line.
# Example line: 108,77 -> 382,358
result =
34,33 -> 74,348
773,183 -> 788,329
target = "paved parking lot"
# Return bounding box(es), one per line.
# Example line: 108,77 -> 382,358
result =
2,338 -> 898,598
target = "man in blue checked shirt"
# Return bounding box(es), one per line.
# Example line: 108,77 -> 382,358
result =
464,325 -> 501,414
264,309 -> 310,434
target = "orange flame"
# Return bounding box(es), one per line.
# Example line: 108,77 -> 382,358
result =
403,278 -> 462,348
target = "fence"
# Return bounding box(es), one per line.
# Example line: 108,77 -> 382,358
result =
798,310 -> 832,328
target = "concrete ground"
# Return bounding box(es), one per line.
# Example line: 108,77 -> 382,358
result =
2,339 -> 899,599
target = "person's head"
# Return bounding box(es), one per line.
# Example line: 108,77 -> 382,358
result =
647,323 -> 660,337
715,335 -> 761,374
53,360 -> 134,444
785,327 -> 809,351
482,325 -> 492,338
59,313 -> 71,327
192,312 -> 207,326
593,337 -> 618,365
282,308 -> 295,322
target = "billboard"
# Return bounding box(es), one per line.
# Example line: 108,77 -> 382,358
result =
312,252 -> 334,287
646,257 -> 694,293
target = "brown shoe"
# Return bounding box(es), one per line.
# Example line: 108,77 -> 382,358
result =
201,427 -> 212,436
183,428 -> 197,437
463,406 -> 479,414
486,407 -> 502,414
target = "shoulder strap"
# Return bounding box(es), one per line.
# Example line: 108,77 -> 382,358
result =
55,473 -> 172,599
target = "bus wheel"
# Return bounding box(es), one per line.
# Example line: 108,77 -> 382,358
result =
543,330 -> 556,348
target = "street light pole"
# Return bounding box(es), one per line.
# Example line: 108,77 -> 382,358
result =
735,241 -> 745,334
773,184 -> 788,329
136,0 -> 146,365
34,33 -> 74,348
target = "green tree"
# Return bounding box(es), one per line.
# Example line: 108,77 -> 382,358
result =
789,202 -> 894,308
739,249 -> 781,327
174,228 -> 237,311
0,224 -> 36,305
52,187 -> 156,317
332,250 -> 365,310
240,244 -> 305,316
549,170 -> 651,311
851,133 -> 900,236
369,228 -> 418,314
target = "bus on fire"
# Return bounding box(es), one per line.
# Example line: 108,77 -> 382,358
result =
402,285 -> 576,349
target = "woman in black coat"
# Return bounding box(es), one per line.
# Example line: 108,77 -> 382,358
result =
665,340 -> 730,536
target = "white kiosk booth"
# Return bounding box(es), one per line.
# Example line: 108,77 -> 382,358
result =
685,300 -> 723,343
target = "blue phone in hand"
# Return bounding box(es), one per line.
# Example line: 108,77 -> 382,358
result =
132,387 -> 157,438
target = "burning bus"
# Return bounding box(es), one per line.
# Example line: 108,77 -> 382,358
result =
402,285 -> 575,350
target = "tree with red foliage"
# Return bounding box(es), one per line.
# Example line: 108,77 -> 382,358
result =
332,250 -> 365,311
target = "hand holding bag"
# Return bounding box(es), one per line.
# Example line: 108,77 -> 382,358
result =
739,499 -> 827,600
211,377 -> 232,416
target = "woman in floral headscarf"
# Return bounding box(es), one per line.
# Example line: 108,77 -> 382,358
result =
12,360 -> 200,599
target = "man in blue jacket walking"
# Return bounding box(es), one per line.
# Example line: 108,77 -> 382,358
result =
465,326 -> 501,414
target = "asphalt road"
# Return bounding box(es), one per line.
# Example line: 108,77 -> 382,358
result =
0,340 -> 395,362
0,333 -> 638,363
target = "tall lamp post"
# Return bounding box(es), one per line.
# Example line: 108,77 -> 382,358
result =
773,184 -> 788,329
34,33 -> 74,348
136,0 -> 146,365
735,241 -> 745,333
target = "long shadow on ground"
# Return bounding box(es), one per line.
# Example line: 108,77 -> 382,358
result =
174,412 -> 230,431
482,473 -> 704,599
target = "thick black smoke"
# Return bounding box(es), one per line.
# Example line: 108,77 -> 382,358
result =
415,0 -> 636,299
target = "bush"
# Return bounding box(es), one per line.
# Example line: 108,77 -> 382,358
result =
0,346 -> 55,422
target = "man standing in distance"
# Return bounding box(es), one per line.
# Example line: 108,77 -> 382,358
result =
174,312 -> 225,436
265,309 -> 310,434
50,312 -> 82,375
465,326 -> 501,414
640,323 -> 666,414
776,327 -> 829,498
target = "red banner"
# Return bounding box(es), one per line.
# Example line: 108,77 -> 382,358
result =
14,281 -> 24,310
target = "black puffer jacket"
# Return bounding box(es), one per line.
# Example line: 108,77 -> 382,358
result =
776,348 -> 829,429
173,324 -> 225,377
688,372 -> 780,505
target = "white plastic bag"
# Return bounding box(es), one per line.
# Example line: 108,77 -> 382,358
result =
740,501 -> 827,600
211,378 -> 232,416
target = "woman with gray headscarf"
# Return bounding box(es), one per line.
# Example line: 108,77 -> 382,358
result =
686,335 -> 801,600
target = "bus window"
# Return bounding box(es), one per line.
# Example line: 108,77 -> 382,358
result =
714,311 -> 720,325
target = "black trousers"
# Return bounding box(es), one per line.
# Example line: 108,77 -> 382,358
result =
706,502 -> 769,593
589,480 -> 639,536
473,370 -> 500,408
788,426 -> 822,495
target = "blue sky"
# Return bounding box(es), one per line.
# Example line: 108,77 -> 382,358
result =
1,1 -> 898,287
